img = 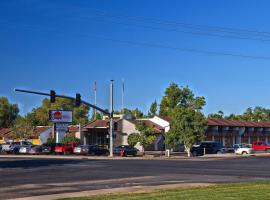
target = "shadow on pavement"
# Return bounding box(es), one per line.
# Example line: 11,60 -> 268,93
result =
0,158 -> 87,169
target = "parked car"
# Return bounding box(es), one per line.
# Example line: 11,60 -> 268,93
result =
43,143 -> 61,154
74,145 -> 109,156
2,141 -> 32,154
252,141 -> 270,152
191,141 -> 224,156
40,144 -> 52,154
28,145 -> 43,155
19,145 -> 35,154
113,145 -> 138,157
234,144 -> 254,155
55,143 -> 78,155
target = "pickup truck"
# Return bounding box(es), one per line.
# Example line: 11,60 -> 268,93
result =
55,143 -> 78,155
2,141 -> 32,154
252,141 -> 270,152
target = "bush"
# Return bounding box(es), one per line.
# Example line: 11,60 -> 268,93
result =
61,136 -> 81,144
127,133 -> 140,147
46,137 -> 56,144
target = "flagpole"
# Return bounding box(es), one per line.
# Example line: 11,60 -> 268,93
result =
122,79 -> 124,113
94,81 -> 97,119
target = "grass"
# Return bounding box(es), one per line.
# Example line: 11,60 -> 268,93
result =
59,181 -> 270,200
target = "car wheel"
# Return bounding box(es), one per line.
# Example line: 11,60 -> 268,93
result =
192,151 -> 198,157
216,151 -> 222,154
242,151 -> 248,155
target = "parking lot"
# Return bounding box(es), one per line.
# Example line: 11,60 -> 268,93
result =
1,155 -> 270,199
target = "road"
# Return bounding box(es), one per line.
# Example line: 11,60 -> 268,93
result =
0,156 -> 270,199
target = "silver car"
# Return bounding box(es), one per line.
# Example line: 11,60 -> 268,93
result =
19,145 -> 34,154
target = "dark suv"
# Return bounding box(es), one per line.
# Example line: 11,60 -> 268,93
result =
191,141 -> 224,156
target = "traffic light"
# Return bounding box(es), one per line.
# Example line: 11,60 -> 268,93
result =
75,93 -> 81,107
50,90 -> 56,103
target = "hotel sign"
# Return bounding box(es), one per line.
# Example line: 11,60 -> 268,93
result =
49,110 -> 73,123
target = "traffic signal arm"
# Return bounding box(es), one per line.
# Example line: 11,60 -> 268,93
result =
14,89 -> 110,116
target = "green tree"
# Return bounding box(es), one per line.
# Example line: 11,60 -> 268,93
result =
127,133 -> 140,147
135,121 -> 156,154
11,116 -> 37,139
148,100 -> 158,117
26,98 -> 90,126
164,86 -> 207,157
132,108 -> 144,118
159,83 -> 182,117
0,97 -> 19,128
208,111 -> 224,119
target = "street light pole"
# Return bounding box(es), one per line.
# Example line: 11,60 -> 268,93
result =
109,80 -> 114,157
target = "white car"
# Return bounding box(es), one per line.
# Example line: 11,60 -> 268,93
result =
19,145 -> 33,154
234,144 -> 254,155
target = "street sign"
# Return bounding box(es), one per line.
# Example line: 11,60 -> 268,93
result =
49,110 -> 73,123
55,123 -> 69,132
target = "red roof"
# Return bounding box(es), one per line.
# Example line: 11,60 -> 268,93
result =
207,118 -> 270,128
83,120 -> 110,130
68,125 -> 79,132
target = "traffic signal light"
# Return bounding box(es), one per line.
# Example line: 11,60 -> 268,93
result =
75,93 -> 81,107
50,90 -> 56,103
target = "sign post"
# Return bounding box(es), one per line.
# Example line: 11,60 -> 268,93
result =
49,110 -> 73,143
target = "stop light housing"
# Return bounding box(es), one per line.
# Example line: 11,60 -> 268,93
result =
50,90 -> 56,103
75,93 -> 81,107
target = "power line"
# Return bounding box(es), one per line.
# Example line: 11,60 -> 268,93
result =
87,18 -> 270,42
90,9 -> 270,37
91,35 -> 270,60
1,16 -> 270,60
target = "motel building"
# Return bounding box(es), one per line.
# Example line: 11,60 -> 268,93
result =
206,118 -> 270,147
81,116 -> 270,150
81,115 -> 168,151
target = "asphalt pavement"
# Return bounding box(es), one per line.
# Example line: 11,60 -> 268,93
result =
0,156 -> 270,199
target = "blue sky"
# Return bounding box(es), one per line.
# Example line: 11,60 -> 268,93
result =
1,0 -> 270,116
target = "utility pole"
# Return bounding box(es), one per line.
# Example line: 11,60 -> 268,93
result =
109,80 -> 114,157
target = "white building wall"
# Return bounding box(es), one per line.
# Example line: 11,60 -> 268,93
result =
39,127 -> 53,144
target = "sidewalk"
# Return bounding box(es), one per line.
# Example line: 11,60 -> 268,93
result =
0,152 -> 270,160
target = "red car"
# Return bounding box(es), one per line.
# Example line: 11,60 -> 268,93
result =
252,141 -> 270,152
55,143 -> 78,155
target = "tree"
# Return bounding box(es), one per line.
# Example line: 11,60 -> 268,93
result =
11,116 -> 37,139
135,121 -> 156,154
0,97 -> 19,128
132,108 -> 144,118
26,98 -> 90,126
208,111 -> 224,119
164,86 -> 207,157
159,83 -> 182,117
148,100 -> 158,117
127,133 -> 140,147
